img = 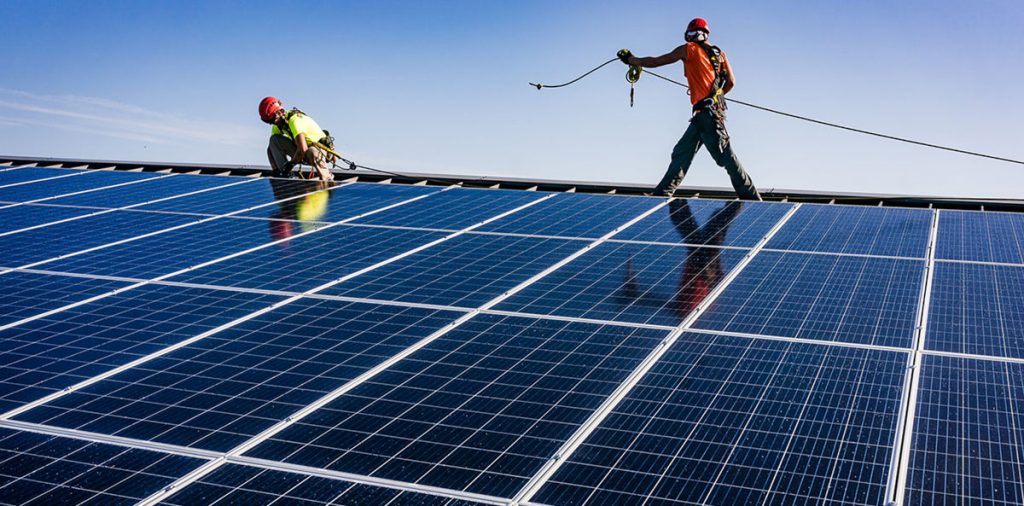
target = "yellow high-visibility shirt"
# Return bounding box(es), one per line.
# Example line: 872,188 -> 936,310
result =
271,111 -> 326,144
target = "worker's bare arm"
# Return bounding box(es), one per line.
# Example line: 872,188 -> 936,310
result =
722,57 -> 736,94
631,45 -> 687,68
294,133 -> 308,161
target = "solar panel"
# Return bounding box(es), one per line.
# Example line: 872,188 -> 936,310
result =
234,182 -> 442,223
175,226 -> 447,293
160,464 -> 492,506
351,187 -> 544,230
14,300 -> 464,452
927,261 -> 1024,358
0,427 -> 202,505
323,234 -> 587,307
0,204 -> 100,234
532,333 -> 906,506
692,251 -> 924,348
0,170 -> 1019,505
134,178 -> 328,216
614,199 -> 793,247
0,272 -> 128,326
475,192 -> 663,239
496,242 -> 748,327
40,173 -> 241,209
0,285 -> 283,412
936,209 -> 1024,264
0,170 -> 163,203
0,211 -> 199,268
905,355 -> 1024,505
0,167 -> 88,187
246,315 -> 667,497
765,204 -> 932,257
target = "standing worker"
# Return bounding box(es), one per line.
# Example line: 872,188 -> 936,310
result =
258,96 -> 336,181
619,18 -> 761,200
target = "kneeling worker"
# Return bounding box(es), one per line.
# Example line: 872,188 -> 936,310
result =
620,18 -> 761,200
258,96 -> 335,181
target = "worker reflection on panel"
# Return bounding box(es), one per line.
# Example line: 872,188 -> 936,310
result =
267,178 -> 336,244
621,199 -> 743,319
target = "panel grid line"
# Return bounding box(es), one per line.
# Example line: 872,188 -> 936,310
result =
0,172 -> 175,209
0,186 -> 451,420
0,177 -> 255,238
0,417 -> 510,505
698,345 -> 802,504
509,203 -> 803,505
0,181 -> 368,331
135,195 -> 673,506
5,265 -> 957,358
935,257 -> 1024,268
0,169 -> 89,190
598,338 -> 752,505
887,208 -> 940,505
0,180 -> 353,278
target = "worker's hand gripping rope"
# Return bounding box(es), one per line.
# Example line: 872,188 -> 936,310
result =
618,49 -> 642,107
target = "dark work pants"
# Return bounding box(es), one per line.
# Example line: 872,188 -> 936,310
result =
654,109 -> 761,200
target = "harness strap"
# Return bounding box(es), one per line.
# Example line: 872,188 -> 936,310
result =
692,42 -> 728,114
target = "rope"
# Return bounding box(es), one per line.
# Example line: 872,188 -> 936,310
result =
308,141 -> 486,187
532,59 -> 1024,166
529,58 -> 618,90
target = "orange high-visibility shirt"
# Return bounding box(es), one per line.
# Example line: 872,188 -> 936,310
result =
684,42 -> 727,106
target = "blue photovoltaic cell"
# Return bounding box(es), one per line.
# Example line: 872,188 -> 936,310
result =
906,355 -> 1024,506
475,192 -> 661,238
0,428 -> 203,506
323,233 -> 584,307
352,187 -> 543,230
535,333 -> 907,506
0,167 -> 85,186
161,464 -> 488,506
936,210 -> 1024,264
497,242 -> 747,326
177,225 -> 445,293
0,204 -> 98,233
0,210 -> 198,268
927,262 -> 1024,359
44,173 -> 240,208
0,285 -> 282,413
246,315 -> 667,498
236,182 -> 442,222
0,170 -> 161,202
134,178 -> 324,216
766,204 -> 932,257
16,300 -> 464,452
0,272 -> 128,326
694,251 -> 924,348
43,217 -> 298,280
614,199 -> 792,247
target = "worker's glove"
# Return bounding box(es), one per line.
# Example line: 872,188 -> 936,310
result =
617,49 -> 632,65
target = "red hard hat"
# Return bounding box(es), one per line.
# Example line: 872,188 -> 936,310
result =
687,18 -> 710,34
259,96 -> 283,123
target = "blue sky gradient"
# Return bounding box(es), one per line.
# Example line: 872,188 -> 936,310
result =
2,0 -> 1022,197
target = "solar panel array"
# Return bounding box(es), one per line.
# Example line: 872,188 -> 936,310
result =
0,165 -> 1021,505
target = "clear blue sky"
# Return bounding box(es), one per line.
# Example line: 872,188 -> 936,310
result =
2,0 -> 1022,197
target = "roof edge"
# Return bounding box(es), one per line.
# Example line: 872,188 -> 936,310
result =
2,154 -> 1021,213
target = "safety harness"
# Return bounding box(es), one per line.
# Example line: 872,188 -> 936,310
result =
276,108 -> 339,180
692,42 -> 728,116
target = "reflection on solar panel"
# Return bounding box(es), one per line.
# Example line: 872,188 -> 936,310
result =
0,170 -> 1021,505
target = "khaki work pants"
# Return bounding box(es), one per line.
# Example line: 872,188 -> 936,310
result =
268,134 -> 333,181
